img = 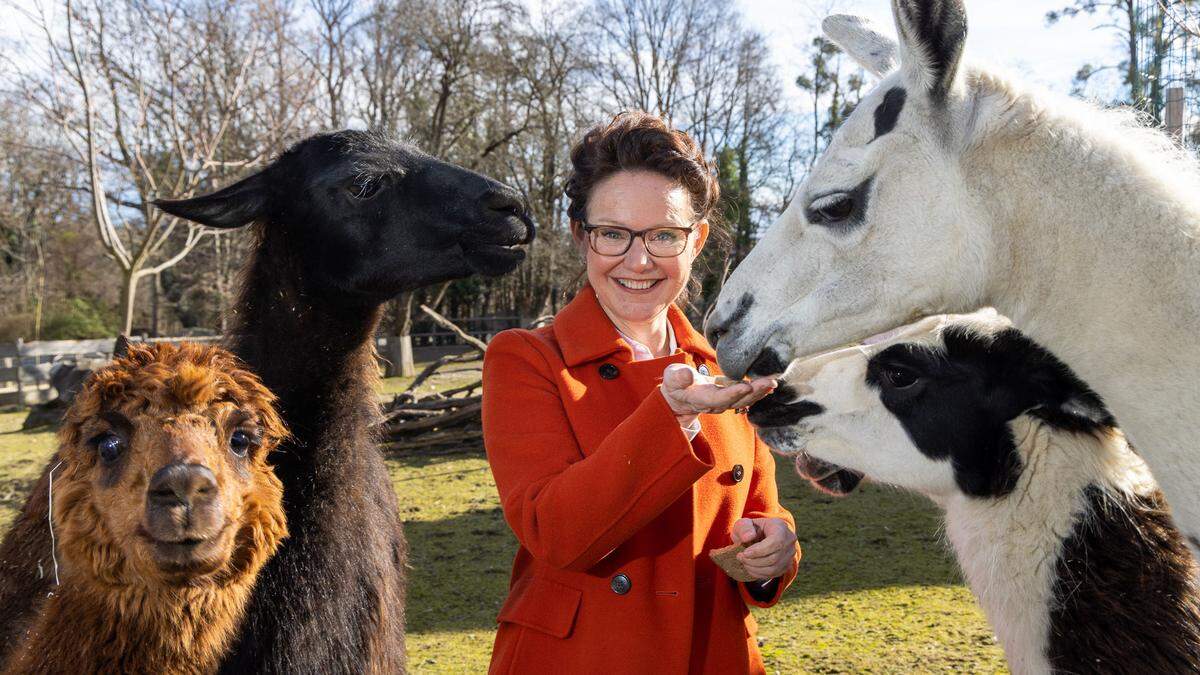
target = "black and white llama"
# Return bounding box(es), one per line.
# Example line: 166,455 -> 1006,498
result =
749,311 -> 1200,674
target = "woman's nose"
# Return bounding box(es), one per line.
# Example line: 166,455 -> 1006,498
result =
623,238 -> 655,270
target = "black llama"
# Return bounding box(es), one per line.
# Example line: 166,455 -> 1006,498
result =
0,130 -> 534,673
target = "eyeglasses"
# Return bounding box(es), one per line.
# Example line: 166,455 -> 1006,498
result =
581,223 -> 695,258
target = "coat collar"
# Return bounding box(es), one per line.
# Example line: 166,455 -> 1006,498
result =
553,286 -> 717,367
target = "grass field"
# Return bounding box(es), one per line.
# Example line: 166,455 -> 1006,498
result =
0,366 -> 1008,674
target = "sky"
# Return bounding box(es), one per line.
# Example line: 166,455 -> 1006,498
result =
737,0 -> 1125,98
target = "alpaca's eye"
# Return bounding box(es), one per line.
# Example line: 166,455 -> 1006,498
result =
95,432 -> 123,463
346,174 -> 385,200
881,367 -> 919,390
806,193 -> 855,225
229,430 -> 253,457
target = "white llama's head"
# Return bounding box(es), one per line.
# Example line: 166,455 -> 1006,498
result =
748,309 -> 1114,500
708,0 -> 1003,379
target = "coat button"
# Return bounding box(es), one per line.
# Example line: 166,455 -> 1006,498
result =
599,363 -> 619,380
732,464 -> 745,483
697,364 -> 710,376
610,573 -> 631,595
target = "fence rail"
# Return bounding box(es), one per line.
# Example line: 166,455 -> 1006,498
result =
0,315 -> 523,407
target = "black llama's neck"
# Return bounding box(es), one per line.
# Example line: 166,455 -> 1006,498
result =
227,228 -> 383,464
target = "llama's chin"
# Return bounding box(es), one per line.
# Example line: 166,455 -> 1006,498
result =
794,453 -> 864,496
460,242 -> 528,277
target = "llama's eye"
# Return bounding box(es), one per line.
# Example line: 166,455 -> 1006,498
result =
346,174 -> 385,200
881,367 -> 919,390
806,193 -> 855,225
94,432 -> 124,463
229,430 -> 253,457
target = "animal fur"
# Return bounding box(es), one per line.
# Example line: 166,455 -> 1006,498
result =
2,342 -> 287,674
707,0 -> 1200,561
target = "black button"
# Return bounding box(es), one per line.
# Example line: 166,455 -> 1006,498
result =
732,464 -> 745,483
599,363 -> 619,380
610,573 -> 631,595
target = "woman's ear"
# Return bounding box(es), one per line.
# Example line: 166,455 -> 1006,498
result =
692,220 -> 710,256
570,219 -> 588,251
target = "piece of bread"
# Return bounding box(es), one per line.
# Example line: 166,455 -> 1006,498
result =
709,543 -> 756,582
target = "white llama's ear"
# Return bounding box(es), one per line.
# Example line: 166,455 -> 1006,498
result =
822,15 -> 897,79
891,0 -> 968,101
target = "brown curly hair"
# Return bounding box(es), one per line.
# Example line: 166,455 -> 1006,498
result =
565,111 -> 721,233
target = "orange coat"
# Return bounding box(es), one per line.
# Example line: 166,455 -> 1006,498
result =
482,287 -> 800,675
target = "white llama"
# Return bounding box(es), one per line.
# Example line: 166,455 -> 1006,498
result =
748,311 -> 1200,674
706,0 -> 1200,555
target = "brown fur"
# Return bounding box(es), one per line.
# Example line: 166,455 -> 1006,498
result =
2,342 -> 287,674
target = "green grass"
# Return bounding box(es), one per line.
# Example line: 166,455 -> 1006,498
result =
0,369 -> 1008,674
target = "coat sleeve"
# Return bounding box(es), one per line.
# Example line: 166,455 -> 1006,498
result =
483,330 -> 713,573
737,434 -> 801,608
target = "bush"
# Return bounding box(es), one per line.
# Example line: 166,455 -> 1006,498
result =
40,298 -> 118,340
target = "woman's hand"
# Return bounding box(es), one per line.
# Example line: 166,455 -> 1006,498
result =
659,363 -> 776,427
732,517 -> 798,581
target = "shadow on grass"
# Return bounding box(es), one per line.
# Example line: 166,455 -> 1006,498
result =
402,461 -> 963,636
386,443 -> 486,472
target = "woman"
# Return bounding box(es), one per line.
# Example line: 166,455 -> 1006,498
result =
482,112 -> 800,674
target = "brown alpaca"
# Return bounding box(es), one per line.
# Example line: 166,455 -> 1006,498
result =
2,341 -> 287,675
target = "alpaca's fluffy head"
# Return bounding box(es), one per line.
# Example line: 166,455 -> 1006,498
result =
53,341 -> 287,588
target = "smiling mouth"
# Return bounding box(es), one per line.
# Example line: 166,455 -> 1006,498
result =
615,278 -> 663,292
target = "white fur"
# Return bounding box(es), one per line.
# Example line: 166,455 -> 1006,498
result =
711,0 -> 1200,554
765,312 -> 1162,674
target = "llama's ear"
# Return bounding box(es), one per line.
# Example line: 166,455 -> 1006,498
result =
891,0 -> 968,101
154,170 -> 270,230
1058,395 -> 1113,428
822,15 -> 898,79
113,334 -> 131,359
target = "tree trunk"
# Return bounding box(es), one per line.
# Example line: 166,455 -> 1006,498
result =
120,270 -> 138,336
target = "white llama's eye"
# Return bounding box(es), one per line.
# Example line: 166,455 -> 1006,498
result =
806,193 -> 856,225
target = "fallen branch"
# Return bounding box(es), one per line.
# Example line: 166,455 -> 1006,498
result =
400,349 -> 482,398
386,402 -> 482,435
382,428 -> 483,453
419,304 -> 489,351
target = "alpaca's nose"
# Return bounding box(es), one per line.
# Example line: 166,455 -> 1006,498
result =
148,463 -> 217,509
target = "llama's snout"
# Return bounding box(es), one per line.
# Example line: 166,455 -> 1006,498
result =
145,463 -> 224,543
747,386 -> 825,428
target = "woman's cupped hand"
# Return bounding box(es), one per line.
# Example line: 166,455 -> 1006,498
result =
659,363 -> 777,427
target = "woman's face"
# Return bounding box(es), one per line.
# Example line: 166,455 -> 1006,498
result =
580,170 -> 708,327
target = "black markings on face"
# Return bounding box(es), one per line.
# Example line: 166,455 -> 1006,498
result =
747,348 -> 787,379
707,293 -> 754,348
804,175 -> 874,233
747,385 -> 824,428
866,326 -> 1114,498
872,88 -> 907,141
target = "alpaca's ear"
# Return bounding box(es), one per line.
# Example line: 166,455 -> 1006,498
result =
891,0 -> 968,101
154,170 -> 270,230
113,334 -> 131,359
822,15 -> 898,79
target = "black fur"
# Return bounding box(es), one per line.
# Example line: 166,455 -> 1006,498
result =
0,131 -> 534,673
894,0 -> 968,101
748,386 -> 823,427
1049,486 -> 1200,671
747,347 -> 788,379
873,87 -> 908,140
866,326 -> 1113,497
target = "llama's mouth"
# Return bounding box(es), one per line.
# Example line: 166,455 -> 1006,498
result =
460,215 -> 534,276
140,525 -> 229,574
794,453 -> 863,496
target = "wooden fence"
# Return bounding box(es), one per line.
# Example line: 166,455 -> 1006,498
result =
0,315 -> 522,408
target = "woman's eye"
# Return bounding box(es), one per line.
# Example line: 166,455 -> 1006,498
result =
230,430 -> 253,457
95,432 -> 123,463
651,230 -> 680,243
599,228 -> 627,241
346,174 -> 385,200
882,368 -> 919,389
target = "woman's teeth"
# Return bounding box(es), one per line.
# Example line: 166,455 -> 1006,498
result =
616,279 -> 659,291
